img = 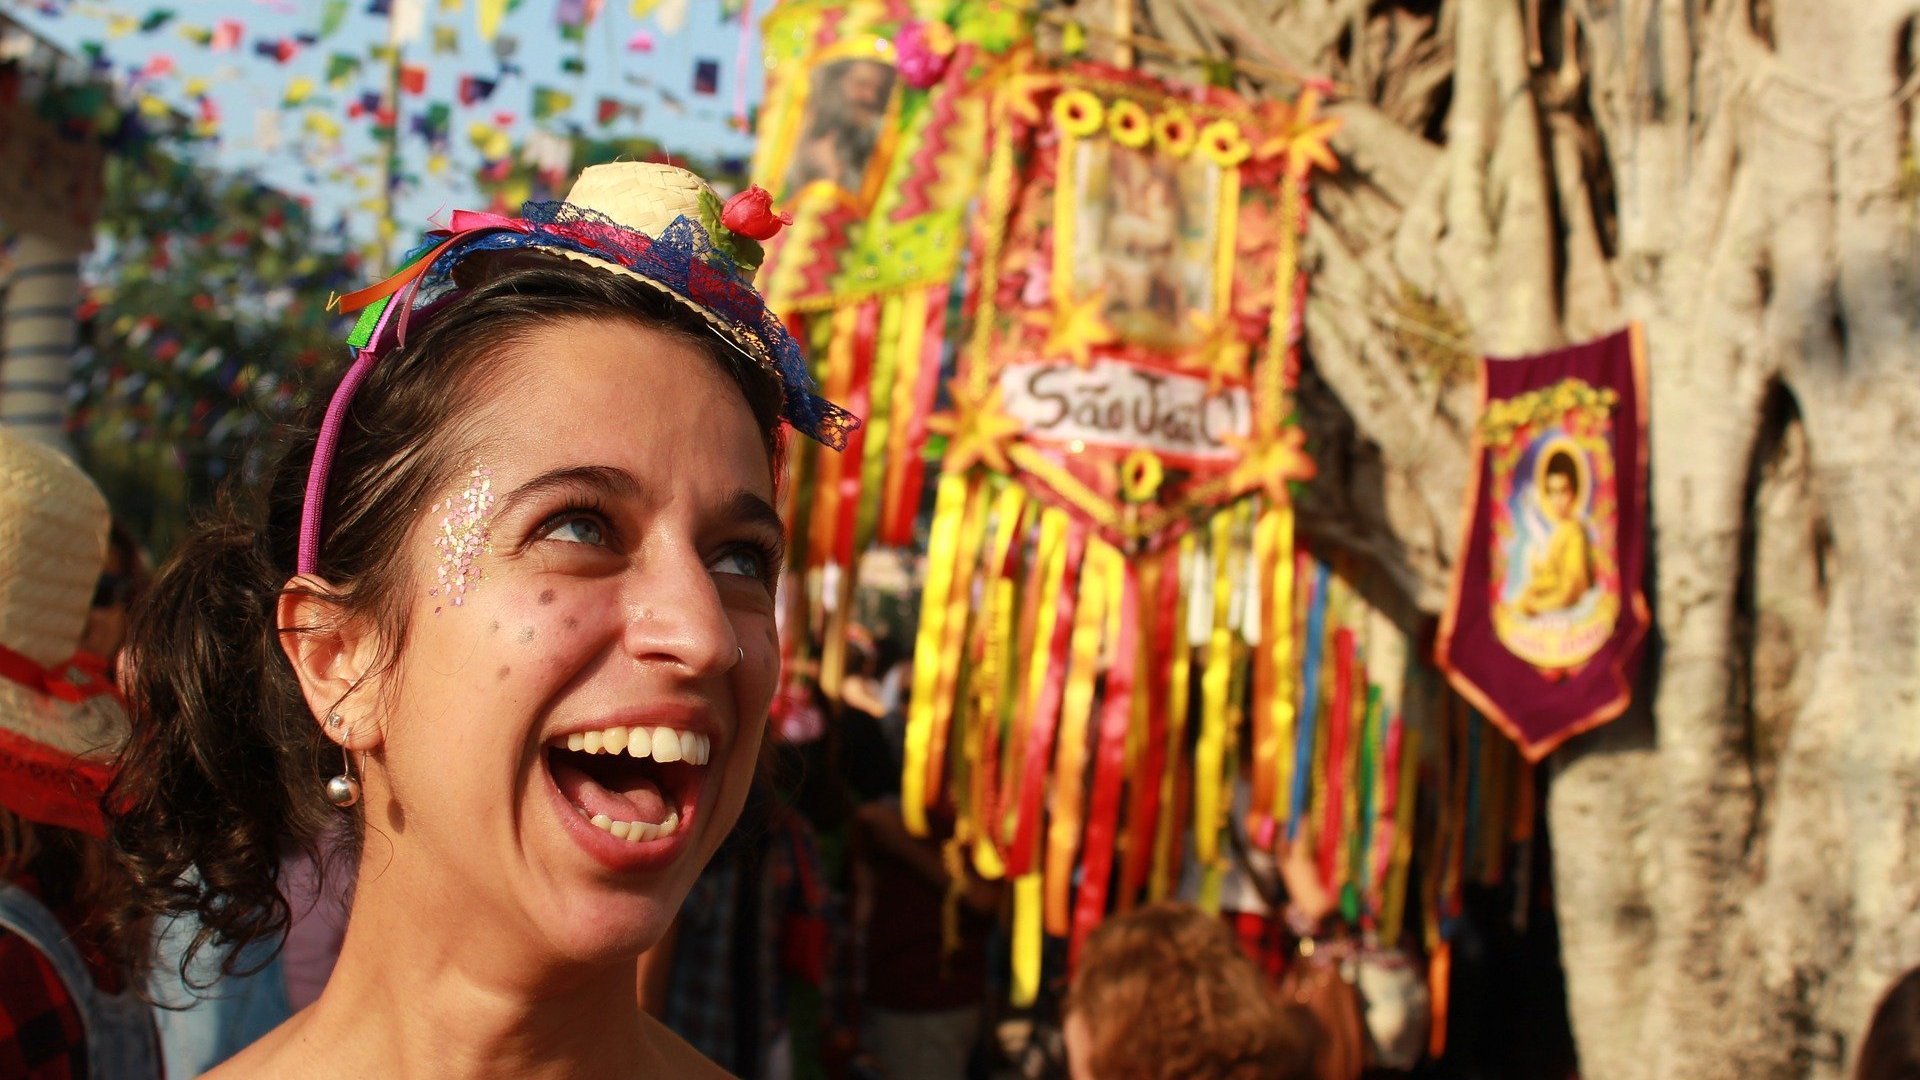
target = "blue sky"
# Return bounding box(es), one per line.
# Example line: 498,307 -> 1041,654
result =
7,0 -> 763,253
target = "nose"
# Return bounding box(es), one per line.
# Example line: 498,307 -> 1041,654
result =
619,550 -> 738,679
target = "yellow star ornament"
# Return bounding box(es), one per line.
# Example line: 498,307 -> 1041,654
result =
1180,310 -> 1250,390
1026,291 -> 1118,368
1223,426 -> 1316,504
927,381 -> 1025,476
1258,88 -> 1342,179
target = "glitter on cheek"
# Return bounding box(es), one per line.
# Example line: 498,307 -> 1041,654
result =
425,464 -> 497,614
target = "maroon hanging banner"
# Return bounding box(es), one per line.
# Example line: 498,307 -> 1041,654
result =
1437,324 -> 1650,761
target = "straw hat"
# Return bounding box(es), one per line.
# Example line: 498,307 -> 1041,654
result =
0,429 -> 126,835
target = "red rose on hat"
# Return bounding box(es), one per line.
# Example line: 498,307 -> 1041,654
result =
720,185 -> 792,241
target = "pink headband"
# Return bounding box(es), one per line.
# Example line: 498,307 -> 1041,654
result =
295,297 -> 399,576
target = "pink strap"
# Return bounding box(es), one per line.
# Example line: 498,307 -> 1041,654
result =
296,299 -> 402,575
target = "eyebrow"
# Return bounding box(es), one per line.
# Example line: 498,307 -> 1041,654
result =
494,465 -> 643,520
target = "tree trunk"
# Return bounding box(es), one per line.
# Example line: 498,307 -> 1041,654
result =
1141,0 -> 1920,1074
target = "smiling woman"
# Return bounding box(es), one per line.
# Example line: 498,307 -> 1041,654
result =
103,164 -> 852,1079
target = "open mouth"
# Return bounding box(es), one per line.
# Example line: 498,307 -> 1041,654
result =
545,725 -> 712,843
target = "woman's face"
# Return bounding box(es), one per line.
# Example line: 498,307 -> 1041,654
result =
362,316 -> 780,967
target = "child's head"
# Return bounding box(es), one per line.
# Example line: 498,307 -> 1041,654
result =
1062,902 -> 1313,1080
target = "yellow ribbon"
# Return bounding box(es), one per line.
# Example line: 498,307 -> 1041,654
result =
903,472 -> 975,836
1193,509 -> 1236,868
1010,872 -> 1043,1007
927,478 -> 995,815
1045,538 -> 1112,936
968,484 -> 1028,880
1380,723 -> 1421,944
1012,508 -> 1071,848
853,294 -> 903,554
1267,502 -> 1297,831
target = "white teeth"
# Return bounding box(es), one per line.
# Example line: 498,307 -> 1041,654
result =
581,808 -> 682,843
559,726 -> 711,764
652,726 -> 683,762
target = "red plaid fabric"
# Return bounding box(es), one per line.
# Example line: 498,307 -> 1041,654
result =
0,926 -> 87,1079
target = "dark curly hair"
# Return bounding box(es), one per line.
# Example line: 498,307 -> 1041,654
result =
104,256 -> 785,989
1064,902 -> 1314,1080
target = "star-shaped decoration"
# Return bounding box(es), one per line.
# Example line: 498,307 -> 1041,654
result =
927,380 -> 1025,476
1179,310 -> 1250,390
1025,291 -> 1118,368
1222,425 -> 1316,504
1257,88 -> 1342,179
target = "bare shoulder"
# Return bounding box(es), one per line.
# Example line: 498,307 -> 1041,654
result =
639,1012 -> 735,1078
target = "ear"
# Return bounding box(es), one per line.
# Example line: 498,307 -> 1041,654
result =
278,575 -> 387,751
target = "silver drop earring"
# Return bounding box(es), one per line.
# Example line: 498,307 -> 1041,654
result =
325,737 -> 361,808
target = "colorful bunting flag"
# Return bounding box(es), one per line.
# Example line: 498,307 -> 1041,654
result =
625,29 -> 654,52
140,10 -> 175,33
326,52 -> 361,86
389,0 -> 427,47
560,56 -> 585,74
458,75 -> 497,105
319,0 -> 350,38
531,85 -> 573,120
210,19 -> 244,51
433,25 -> 460,54
692,58 -> 718,95
399,64 -> 428,94
283,77 -> 316,106
476,0 -> 508,42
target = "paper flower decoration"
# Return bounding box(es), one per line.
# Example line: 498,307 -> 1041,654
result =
1153,107 -> 1196,157
1119,448 -> 1165,503
1107,98 -> 1152,148
1054,89 -> 1105,137
897,20 -> 956,89
720,185 -> 791,240
1198,119 -> 1251,167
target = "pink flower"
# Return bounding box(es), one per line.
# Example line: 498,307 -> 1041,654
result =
720,185 -> 791,241
897,20 -> 955,90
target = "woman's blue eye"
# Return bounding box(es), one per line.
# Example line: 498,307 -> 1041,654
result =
543,514 -> 606,546
710,547 -> 766,579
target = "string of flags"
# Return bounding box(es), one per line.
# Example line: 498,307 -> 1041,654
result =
16,0 -> 749,237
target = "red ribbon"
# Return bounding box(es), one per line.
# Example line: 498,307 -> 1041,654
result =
1118,552 -> 1179,904
832,303 -> 879,567
886,285 -> 949,547
1070,559 -> 1139,967
1005,523 -> 1088,877
0,727 -> 114,838
0,643 -> 116,704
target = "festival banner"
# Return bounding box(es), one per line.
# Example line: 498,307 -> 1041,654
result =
1436,325 -> 1651,761
901,56 -> 1340,970
750,1 -> 1014,694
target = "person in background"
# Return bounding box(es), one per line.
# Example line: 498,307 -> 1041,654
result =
0,430 -> 160,1078
1857,967 -> 1920,1080
842,638 -> 998,1080
1062,902 -> 1313,1080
